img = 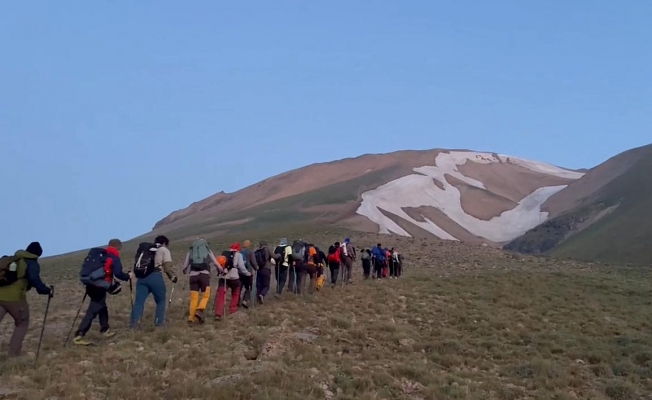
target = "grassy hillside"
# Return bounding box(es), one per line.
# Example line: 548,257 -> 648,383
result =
149,165 -> 410,241
3,231 -> 652,399
505,145 -> 652,265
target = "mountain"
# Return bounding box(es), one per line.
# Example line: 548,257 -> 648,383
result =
505,144 -> 652,265
150,149 -> 584,245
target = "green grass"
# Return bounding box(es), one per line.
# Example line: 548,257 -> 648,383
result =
2,232 -> 652,399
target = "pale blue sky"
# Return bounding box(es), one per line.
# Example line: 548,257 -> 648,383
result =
1,1 -> 650,256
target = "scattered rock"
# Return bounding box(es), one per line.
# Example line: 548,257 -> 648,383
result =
308,368 -> 320,377
206,374 -> 244,387
516,323 -> 525,329
575,359 -> 586,365
136,346 -> 145,352
258,340 -> 284,361
399,338 -> 416,347
324,390 -> 334,398
398,296 -> 407,301
78,360 -> 93,368
293,332 -> 318,343
568,390 -> 578,399
401,379 -> 426,394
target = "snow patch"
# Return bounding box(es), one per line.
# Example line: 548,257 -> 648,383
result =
356,151 -> 584,242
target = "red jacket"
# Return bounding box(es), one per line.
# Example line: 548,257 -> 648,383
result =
103,246 -> 130,283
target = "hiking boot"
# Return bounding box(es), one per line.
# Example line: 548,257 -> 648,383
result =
214,315 -> 222,322
73,336 -> 92,346
187,321 -> 196,328
101,330 -> 116,339
195,310 -> 205,324
257,294 -> 264,305
241,300 -> 249,309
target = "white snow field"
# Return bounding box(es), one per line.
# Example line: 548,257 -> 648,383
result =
355,151 -> 585,242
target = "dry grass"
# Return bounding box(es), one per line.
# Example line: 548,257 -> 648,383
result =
1,234 -> 651,400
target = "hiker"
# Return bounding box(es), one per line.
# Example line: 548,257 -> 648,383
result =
274,238 -> 292,296
254,241 -> 274,304
240,240 -> 258,308
360,248 -> 372,279
392,248 -> 403,278
183,238 -> 219,325
340,238 -> 356,284
388,248 -> 396,279
295,242 -> 318,295
315,246 -> 327,291
74,239 -> 132,346
371,243 -> 386,279
0,242 -> 53,357
130,236 -> 178,328
214,243 -> 251,320
327,242 -> 342,288
288,240 -> 307,294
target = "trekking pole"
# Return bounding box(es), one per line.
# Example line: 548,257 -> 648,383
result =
64,292 -> 87,346
129,279 -> 134,311
36,286 -> 53,362
251,272 -> 257,309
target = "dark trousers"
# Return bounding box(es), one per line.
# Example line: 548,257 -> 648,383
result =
362,259 -> 371,278
240,273 -> 253,304
256,268 -> 271,298
275,265 -> 288,295
373,259 -> 383,278
296,264 -> 316,294
76,285 -> 109,336
389,260 -> 396,277
329,261 -> 340,285
0,300 -> 30,357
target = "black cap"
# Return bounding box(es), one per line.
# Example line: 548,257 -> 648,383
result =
26,242 -> 43,257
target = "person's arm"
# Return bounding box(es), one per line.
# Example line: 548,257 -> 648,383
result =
25,260 -> 51,295
235,253 -> 250,275
248,251 -> 258,271
207,250 -> 224,274
160,248 -> 176,281
111,256 -> 131,281
182,252 -> 190,274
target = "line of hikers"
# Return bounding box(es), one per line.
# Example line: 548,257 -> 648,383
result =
0,237 -> 404,356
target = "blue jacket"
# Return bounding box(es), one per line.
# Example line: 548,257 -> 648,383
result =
25,259 -> 51,295
371,246 -> 385,261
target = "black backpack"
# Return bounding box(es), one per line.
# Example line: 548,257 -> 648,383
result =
254,248 -> 267,268
80,248 -> 108,286
134,242 -> 157,279
221,251 -> 235,270
0,255 -> 20,287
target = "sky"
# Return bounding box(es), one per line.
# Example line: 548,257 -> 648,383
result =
1,1 -> 650,256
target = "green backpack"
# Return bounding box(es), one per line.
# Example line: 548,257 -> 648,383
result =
189,239 -> 210,270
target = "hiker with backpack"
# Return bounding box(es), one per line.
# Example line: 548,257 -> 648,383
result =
392,248 -> 403,278
130,236 -> 178,329
340,238 -> 356,285
371,243 -> 386,279
214,243 -> 251,320
183,238 -> 219,325
360,248 -> 372,279
239,240 -> 258,308
0,242 -> 53,357
294,242 -> 318,295
254,241 -> 274,304
327,242 -> 342,288
274,238 -> 292,296
314,246 -> 327,291
74,239 -> 132,346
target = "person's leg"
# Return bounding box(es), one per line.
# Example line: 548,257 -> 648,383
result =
196,274 -> 211,322
288,267 -> 296,293
130,277 -> 151,328
257,268 -> 271,298
96,289 -> 111,334
76,286 -> 104,337
0,300 -> 30,357
228,279 -> 242,314
345,258 -> 353,283
188,275 -> 200,323
214,279 -> 226,318
277,265 -> 288,295
149,273 -> 167,326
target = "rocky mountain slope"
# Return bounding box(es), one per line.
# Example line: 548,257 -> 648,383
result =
505,144 -> 652,264
150,149 -> 584,246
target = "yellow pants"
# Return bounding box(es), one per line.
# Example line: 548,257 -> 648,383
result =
188,289 -> 211,322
